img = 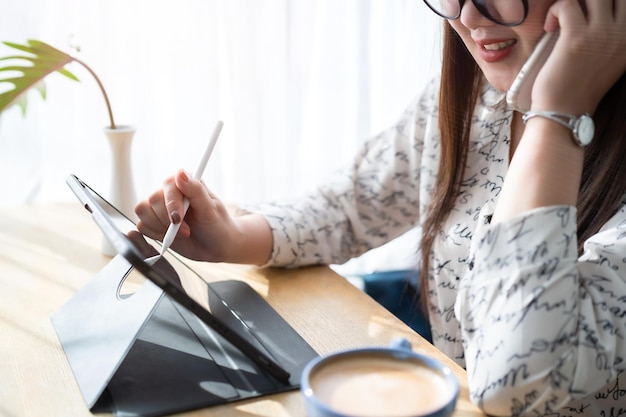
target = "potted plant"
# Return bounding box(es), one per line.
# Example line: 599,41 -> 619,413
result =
0,39 -> 136,230
0,39 -> 116,127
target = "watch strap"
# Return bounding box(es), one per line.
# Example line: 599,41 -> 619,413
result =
522,110 -> 593,147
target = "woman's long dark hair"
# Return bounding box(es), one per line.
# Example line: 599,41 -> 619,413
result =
419,21 -> 626,313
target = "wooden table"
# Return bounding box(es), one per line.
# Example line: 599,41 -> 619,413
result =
0,203 -> 486,417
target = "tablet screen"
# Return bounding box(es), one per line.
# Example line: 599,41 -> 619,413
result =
71,176 -> 211,309
66,174 -> 290,382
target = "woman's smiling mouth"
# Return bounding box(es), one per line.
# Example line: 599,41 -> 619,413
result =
484,39 -> 516,51
477,38 -> 517,62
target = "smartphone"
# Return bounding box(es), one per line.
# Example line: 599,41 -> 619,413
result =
507,31 -> 559,112
65,174 -> 291,383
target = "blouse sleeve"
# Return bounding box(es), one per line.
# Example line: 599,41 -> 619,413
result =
455,201 -> 626,415
245,82 -> 438,268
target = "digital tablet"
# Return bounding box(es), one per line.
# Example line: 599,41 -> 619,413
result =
66,174 -> 291,383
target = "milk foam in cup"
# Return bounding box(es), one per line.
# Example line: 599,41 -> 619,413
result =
300,338 -> 459,417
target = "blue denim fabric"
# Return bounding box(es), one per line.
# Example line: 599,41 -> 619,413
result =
361,269 -> 432,343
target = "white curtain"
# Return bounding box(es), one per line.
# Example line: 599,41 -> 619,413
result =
0,0 -> 441,273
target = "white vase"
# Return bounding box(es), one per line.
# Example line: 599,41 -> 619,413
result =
102,125 -> 138,256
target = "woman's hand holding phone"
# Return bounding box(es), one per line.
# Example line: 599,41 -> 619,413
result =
530,0 -> 626,116
497,0 -> 625,223
509,1 -> 626,116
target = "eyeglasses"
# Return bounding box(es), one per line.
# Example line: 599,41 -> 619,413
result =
423,0 -> 529,27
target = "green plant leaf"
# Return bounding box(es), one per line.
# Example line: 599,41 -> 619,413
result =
10,80 -> 47,116
0,39 -> 79,114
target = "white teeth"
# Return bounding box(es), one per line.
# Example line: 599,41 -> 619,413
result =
484,40 -> 515,51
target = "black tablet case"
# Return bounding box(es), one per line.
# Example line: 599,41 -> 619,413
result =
52,254 -> 318,417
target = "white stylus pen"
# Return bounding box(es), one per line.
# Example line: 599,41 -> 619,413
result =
159,120 -> 224,256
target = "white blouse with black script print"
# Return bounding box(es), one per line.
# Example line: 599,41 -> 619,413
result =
247,78 -> 626,417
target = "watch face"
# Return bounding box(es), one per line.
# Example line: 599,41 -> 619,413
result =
576,115 -> 595,146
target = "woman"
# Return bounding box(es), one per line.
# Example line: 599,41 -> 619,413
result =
136,1 -> 626,415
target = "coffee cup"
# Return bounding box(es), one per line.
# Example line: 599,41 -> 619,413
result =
300,338 -> 458,417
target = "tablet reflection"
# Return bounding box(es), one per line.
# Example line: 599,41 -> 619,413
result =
125,230 -> 210,312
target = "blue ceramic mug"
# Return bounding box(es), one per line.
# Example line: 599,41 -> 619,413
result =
300,338 -> 459,417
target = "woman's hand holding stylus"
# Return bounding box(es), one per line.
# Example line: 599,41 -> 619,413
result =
135,169 -> 273,265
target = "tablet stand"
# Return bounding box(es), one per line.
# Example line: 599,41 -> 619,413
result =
52,254 -> 318,417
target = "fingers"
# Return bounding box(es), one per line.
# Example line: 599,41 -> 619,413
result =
173,169 -> 217,215
163,171 -> 186,224
135,188 -> 169,239
135,169 -> 216,241
165,169 -> 215,223
126,230 -> 158,258
545,0 -> 588,34
618,0 -> 626,17
134,172 -> 186,239
556,0 -> 626,33
538,0 -> 626,114
578,0 -> 626,71
585,0 -> 620,21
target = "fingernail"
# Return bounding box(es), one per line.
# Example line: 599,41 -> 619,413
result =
171,210 -> 181,224
179,169 -> 189,183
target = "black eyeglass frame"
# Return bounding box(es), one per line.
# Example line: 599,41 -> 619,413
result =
423,0 -> 529,27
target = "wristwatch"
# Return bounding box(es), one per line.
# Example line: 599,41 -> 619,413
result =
522,111 -> 595,147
